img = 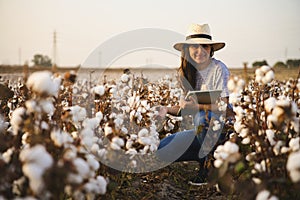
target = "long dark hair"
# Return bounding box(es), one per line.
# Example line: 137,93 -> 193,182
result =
177,44 -> 214,93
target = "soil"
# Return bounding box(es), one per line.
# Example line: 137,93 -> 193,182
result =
101,161 -> 237,200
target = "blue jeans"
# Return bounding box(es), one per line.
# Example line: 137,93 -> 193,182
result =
157,110 -> 222,163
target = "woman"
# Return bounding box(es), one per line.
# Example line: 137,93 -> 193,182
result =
157,23 -> 231,185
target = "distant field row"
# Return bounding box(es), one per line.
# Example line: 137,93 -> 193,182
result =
0,65 -> 299,82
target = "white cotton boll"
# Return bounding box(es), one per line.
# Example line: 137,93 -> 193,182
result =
252,178 -> 262,185
93,85 -> 105,96
223,141 -> 239,153
273,141 -> 284,155
291,118 -> 300,133
27,71 -> 60,97
11,107 -> 26,135
25,100 -> 39,113
51,130 -> 64,147
121,127 -> 128,134
126,148 -> 138,157
82,136 -> 94,148
212,120 -> 221,131
22,163 -> 44,194
239,128 -> 249,138
138,137 -> 152,145
214,159 -> 223,168
287,151 -> 300,182
263,70 -> 274,84
19,145 -> 53,170
83,117 -> 100,129
104,124 -> 113,136
70,105 -> 87,122
64,149 -> 77,161
112,137 -> 124,147
95,111 -> 103,122
266,129 -> 276,146
81,128 -> 94,138
242,137 -> 250,144
86,154 -> 100,171
114,116 -> 124,128
126,140 -> 133,149
237,79 -> 245,89
128,96 -> 135,108
140,100 -> 148,108
264,97 -> 276,113
256,190 -> 271,200
130,134 -> 138,140
73,157 -> 90,179
227,79 -> 236,92
0,115 -> 9,133
150,143 -> 158,152
121,73 -> 130,83
260,65 -> 271,73
2,148 -> 14,163
229,93 -> 241,104
95,176 -> 107,194
39,99 -> 55,115
138,128 -> 149,138
67,173 -> 84,184
289,137 -> 300,152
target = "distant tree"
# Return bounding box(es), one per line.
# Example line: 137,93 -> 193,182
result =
273,61 -> 287,68
32,54 -> 52,67
286,59 -> 300,68
252,60 -> 268,68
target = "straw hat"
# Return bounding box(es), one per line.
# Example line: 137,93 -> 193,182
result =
174,23 -> 225,51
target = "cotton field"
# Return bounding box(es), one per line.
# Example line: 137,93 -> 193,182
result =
0,66 -> 299,199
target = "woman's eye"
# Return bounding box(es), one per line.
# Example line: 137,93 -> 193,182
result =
190,44 -> 200,49
201,44 -> 209,49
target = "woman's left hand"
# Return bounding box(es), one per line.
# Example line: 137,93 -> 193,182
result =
179,96 -> 198,110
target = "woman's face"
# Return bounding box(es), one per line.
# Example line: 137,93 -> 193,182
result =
188,44 -> 211,65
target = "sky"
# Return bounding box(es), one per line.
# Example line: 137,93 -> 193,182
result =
0,0 -> 300,69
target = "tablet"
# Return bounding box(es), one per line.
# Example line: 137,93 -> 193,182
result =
185,89 -> 222,104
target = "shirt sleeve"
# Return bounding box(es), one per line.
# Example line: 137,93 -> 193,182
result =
214,60 -> 230,97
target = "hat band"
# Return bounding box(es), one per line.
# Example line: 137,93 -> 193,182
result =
186,34 -> 212,40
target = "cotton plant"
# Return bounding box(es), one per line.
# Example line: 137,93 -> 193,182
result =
210,66 -> 300,199
0,71 -> 107,199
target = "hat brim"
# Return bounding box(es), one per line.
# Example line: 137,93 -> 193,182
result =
173,38 -> 225,52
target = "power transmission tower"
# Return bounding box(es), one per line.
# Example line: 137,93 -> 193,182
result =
52,30 -> 57,72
